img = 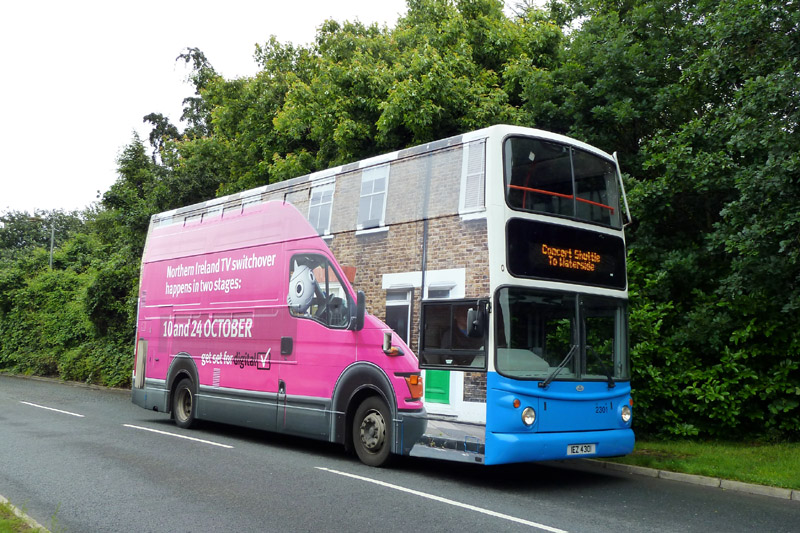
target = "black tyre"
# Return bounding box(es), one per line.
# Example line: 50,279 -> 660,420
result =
172,378 -> 197,429
352,396 -> 394,467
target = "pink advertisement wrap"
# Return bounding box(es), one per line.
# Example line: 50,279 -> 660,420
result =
137,201 -> 421,410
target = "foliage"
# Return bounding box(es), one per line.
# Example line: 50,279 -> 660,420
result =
163,0 -> 561,192
0,210 -> 84,261
624,0 -> 800,439
0,0 -> 797,439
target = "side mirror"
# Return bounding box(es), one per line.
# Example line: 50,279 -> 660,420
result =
466,306 -> 485,338
353,291 -> 365,331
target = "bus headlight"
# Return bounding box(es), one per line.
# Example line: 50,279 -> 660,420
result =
522,407 -> 536,426
621,405 -> 632,424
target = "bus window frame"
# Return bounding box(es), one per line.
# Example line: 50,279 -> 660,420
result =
419,298 -> 488,371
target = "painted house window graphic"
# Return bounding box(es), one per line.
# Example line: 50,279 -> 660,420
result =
427,283 -> 453,300
308,182 -> 335,235
358,164 -> 389,230
385,289 -> 412,344
459,140 -> 486,214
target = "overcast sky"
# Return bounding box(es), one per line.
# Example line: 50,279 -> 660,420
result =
0,0 -> 409,215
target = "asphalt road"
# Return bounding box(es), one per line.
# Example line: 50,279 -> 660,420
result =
1,374 -> 798,532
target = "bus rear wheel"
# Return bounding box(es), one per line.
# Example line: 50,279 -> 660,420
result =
173,378 -> 197,429
352,396 -> 394,467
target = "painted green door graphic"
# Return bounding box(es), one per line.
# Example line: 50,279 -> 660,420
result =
425,370 -> 450,404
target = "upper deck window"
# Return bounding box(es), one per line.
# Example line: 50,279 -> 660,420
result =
308,182 -> 335,235
358,164 -> 389,230
503,137 -> 622,228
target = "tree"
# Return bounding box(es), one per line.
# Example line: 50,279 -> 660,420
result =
0,209 -> 84,259
176,47 -> 220,138
100,134 -> 161,252
175,0 -> 561,193
142,112 -> 180,163
631,0 -> 800,438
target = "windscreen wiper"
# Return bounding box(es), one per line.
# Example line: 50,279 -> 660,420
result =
539,344 -> 578,388
587,346 -> 616,388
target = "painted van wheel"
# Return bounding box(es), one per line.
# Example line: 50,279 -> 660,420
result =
353,396 -> 393,467
173,378 -> 196,429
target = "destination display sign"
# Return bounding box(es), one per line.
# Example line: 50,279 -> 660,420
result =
506,219 -> 626,289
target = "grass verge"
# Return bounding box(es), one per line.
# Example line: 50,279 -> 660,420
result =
0,500 -> 42,533
603,440 -> 800,490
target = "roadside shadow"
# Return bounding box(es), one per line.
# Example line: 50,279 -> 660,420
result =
396,454 -> 627,493
137,417 -> 627,492
139,417 -> 345,460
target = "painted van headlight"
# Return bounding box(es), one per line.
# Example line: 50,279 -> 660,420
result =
522,407 -> 536,426
621,405 -> 632,424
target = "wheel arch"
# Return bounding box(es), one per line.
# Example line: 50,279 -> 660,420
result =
166,352 -> 199,415
331,362 -> 397,453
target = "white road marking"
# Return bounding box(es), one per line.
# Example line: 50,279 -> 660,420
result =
315,467 -> 568,533
19,401 -> 85,418
123,424 -> 234,449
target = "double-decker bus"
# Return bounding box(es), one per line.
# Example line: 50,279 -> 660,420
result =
132,124 -> 633,466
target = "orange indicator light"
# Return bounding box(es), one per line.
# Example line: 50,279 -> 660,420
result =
402,374 -> 423,400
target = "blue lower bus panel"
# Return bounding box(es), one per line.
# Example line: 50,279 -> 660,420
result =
484,372 -> 634,465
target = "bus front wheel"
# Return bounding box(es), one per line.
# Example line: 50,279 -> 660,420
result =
352,396 -> 393,467
173,378 -> 197,429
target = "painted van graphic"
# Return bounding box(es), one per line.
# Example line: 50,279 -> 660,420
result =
133,200 -> 425,466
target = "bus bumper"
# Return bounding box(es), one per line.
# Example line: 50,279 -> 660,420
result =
395,408 -> 427,456
484,428 -> 634,465
131,382 -> 169,413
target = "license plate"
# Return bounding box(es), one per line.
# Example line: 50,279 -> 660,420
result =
567,443 -> 596,455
